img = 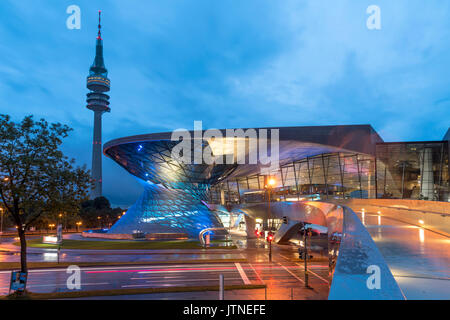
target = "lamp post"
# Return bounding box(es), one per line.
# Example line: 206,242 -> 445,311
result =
76,222 -> 82,232
266,177 -> 276,262
58,213 -> 63,231
303,224 -> 312,288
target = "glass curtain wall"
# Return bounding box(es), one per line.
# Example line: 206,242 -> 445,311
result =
210,152 -> 377,204
376,142 -> 449,201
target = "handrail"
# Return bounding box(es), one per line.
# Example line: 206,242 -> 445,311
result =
199,227 -> 227,246
231,200 -> 406,299
327,206 -> 406,300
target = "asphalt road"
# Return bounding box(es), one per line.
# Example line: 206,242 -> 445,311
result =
1,210 -> 449,300
0,259 -> 330,299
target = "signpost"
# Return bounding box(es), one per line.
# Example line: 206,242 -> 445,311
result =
57,224 -> 62,263
219,274 -> 224,300
42,224 -> 63,245
57,224 -> 63,243
9,271 -> 28,294
304,226 -> 309,287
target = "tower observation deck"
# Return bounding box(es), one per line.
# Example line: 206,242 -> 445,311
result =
87,11 -> 110,199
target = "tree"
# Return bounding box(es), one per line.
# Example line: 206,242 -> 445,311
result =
79,196 -> 124,228
0,114 -> 91,277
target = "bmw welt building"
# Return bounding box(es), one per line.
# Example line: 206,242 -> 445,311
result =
103,125 -> 449,238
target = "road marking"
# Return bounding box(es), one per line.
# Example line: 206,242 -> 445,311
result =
235,263 -> 251,285
0,264 -> 238,274
26,282 -> 109,288
145,277 -> 242,283
130,276 -> 184,280
137,269 -> 238,274
295,263 -> 329,284
248,263 -> 264,284
122,284 -> 162,288
278,263 -> 304,284
279,254 -> 293,261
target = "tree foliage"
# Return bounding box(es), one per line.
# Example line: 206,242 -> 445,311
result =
0,114 -> 91,273
79,196 -> 124,228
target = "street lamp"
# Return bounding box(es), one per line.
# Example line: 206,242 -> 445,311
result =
265,176 -> 276,262
97,216 -> 101,229
58,213 -> 65,231
76,221 -> 82,232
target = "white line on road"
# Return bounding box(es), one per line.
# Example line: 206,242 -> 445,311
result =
278,263 -> 304,284
279,254 -> 294,261
0,264 -> 238,274
235,263 -> 251,285
27,282 -> 110,288
145,277 -> 242,283
295,263 -> 329,284
248,263 -> 264,284
138,269 -> 238,274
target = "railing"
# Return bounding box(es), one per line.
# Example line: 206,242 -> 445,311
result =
326,205 -> 406,300
199,227 -> 228,246
231,200 -> 406,299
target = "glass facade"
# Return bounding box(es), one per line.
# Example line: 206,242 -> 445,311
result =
210,152 -> 377,204
105,140 -> 237,188
103,126 -> 449,238
209,141 -> 450,204
376,141 -> 449,201
109,183 -> 226,238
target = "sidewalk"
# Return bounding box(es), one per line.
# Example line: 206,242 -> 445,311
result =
62,287 -> 326,300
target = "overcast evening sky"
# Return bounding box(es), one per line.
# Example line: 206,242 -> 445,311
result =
0,1 -> 449,207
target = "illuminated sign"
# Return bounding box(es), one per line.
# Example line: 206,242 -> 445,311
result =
43,236 -> 59,244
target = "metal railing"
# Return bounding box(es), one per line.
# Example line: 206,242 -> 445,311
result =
199,227 -> 227,246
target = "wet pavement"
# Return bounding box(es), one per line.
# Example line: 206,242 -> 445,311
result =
0,236 -> 245,263
357,211 -> 450,300
0,245 -> 330,299
3,209 -> 447,300
0,236 -> 330,299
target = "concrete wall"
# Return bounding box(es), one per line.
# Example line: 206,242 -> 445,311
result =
328,199 -> 450,237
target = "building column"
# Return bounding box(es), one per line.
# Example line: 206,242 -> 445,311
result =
420,147 -> 434,200
91,110 -> 103,199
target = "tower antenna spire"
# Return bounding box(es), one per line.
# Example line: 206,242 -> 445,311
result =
97,10 -> 102,40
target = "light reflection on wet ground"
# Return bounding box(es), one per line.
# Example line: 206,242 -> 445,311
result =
356,211 -> 450,299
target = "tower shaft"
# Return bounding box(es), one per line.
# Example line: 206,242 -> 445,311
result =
91,110 -> 103,198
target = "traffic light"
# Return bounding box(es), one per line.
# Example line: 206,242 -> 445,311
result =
267,232 -> 274,242
298,248 -> 304,259
298,248 -> 313,260
255,229 -> 262,238
282,216 -> 288,224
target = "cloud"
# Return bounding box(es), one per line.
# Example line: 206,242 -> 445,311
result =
0,1 -> 449,205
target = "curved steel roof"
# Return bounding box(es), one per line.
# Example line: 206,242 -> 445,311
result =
103,125 -> 383,186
